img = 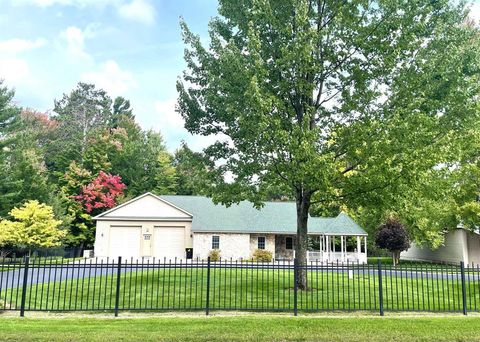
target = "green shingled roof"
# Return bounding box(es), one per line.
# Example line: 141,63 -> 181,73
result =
160,195 -> 366,236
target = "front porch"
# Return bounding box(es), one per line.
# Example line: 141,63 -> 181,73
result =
273,234 -> 367,264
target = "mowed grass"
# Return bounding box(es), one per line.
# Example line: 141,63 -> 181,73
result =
1,316 -> 480,341
2,265 -> 479,312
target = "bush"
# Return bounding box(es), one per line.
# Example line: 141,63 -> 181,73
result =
252,249 -> 272,262
208,249 -> 221,261
375,217 -> 410,266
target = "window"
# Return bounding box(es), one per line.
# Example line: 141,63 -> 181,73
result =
285,237 -> 293,250
258,236 -> 266,249
212,235 -> 220,249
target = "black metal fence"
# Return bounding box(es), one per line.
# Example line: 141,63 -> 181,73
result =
1,256 -> 479,316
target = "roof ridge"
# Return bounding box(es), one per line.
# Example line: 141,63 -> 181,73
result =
160,194 -> 298,205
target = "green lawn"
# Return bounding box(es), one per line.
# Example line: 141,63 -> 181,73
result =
0,316 -> 479,341
2,265 -> 479,313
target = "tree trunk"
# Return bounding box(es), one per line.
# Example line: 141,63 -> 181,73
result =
392,250 -> 400,267
295,189 -> 312,290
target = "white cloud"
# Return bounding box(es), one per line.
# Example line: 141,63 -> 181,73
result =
0,38 -> 47,54
0,59 -> 30,83
60,26 -> 93,61
154,99 -> 184,129
82,60 -> 137,96
469,2 -> 480,25
118,0 -> 155,25
152,99 -> 223,151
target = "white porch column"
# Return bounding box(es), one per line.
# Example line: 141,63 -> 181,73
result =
325,235 -> 329,262
325,236 -> 331,262
332,236 -> 336,262
340,236 -> 344,262
356,236 -> 361,262
320,235 -> 323,261
364,236 -> 368,263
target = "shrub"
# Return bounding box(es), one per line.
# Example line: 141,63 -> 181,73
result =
208,249 -> 221,261
375,217 -> 410,266
252,249 -> 272,262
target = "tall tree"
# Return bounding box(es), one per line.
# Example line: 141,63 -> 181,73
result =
174,143 -> 209,195
178,0 -> 480,288
0,81 -> 22,216
109,96 -> 134,129
52,82 -> 112,171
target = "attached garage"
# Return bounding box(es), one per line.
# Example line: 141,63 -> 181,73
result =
108,226 -> 141,259
154,227 -> 185,260
93,193 -> 193,261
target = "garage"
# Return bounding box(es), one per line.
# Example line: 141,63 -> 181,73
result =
154,227 -> 185,260
108,226 -> 141,259
93,193 -> 193,260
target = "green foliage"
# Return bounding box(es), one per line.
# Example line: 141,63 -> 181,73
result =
174,143 -> 209,196
208,249 -> 221,261
252,249 -> 272,262
59,161 -> 95,247
0,200 -> 66,252
0,220 -> 15,248
154,151 -> 177,195
110,96 -> 134,129
51,82 -> 112,171
178,0 -> 480,276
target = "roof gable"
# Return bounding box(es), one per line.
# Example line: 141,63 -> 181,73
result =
93,193 -> 192,220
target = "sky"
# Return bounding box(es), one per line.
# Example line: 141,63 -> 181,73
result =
0,0 -> 479,152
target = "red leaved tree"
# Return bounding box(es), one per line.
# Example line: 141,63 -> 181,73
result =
75,171 -> 126,214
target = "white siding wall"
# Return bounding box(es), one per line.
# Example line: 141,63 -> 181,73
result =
193,233 -> 250,260
103,195 -> 190,218
467,232 -> 480,265
401,229 -> 468,264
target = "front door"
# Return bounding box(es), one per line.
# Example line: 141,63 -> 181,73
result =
142,233 -> 152,256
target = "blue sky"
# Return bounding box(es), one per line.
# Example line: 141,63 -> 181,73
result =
0,0 -> 479,151
0,0 -> 218,151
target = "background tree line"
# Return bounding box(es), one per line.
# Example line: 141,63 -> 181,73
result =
0,81 -> 207,250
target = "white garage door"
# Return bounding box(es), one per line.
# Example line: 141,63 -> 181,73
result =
109,226 -> 141,259
154,227 -> 185,260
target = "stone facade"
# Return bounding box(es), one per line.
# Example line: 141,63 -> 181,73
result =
249,234 -> 275,259
274,235 -> 296,260
192,233 -> 251,260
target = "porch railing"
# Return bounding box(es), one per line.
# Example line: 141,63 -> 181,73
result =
308,251 -> 367,263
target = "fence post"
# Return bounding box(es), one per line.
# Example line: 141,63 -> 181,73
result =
293,258 -> 298,316
20,256 -> 30,317
460,261 -> 467,315
114,256 -> 122,317
377,259 -> 384,316
205,257 -> 211,316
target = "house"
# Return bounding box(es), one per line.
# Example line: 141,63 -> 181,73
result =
93,192 -> 368,263
401,227 -> 480,265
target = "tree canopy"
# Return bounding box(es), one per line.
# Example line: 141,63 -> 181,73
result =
178,0 -> 480,287
0,200 -> 65,254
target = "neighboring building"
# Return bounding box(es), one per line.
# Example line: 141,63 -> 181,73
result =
401,228 -> 480,265
93,192 -> 368,262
